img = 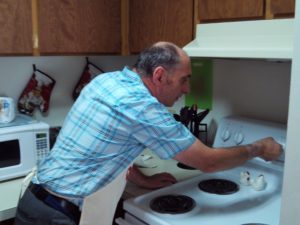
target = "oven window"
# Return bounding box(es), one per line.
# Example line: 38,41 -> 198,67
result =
0,140 -> 21,168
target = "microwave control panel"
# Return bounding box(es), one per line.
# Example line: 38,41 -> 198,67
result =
35,132 -> 50,161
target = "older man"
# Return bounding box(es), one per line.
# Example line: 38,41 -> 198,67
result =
14,42 -> 282,225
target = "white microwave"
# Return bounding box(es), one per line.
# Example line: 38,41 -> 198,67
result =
0,115 -> 50,182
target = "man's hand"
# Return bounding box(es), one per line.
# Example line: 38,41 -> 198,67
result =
126,165 -> 177,189
250,137 -> 283,161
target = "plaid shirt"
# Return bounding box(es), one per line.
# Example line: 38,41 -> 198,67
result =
35,67 -> 195,205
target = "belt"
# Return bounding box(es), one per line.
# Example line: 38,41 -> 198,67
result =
28,182 -> 81,224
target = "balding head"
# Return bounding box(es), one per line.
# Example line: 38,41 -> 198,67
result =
133,42 -> 189,77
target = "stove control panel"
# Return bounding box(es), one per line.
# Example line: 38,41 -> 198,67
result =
213,116 -> 287,163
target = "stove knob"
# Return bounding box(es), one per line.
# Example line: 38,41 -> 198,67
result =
234,132 -> 244,145
221,129 -> 231,142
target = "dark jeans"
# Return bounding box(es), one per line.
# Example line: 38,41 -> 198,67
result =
14,189 -> 77,225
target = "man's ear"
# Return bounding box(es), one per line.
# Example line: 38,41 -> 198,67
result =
152,66 -> 166,85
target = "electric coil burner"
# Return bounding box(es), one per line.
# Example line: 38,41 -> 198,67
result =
150,195 -> 195,214
198,179 -> 239,195
117,116 -> 286,225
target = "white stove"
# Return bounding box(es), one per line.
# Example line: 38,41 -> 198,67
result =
116,116 -> 286,225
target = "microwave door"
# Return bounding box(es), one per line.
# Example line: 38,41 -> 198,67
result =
0,139 -> 20,168
0,132 -> 36,181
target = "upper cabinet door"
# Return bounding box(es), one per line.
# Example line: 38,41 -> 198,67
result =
0,0 -> 33,55
38,0 -> 121,55
198,0 -> 264,22
271,0 -> 295,18
129,0 -> 194,54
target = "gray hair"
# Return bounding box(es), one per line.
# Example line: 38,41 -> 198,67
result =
133,42 -> 182,77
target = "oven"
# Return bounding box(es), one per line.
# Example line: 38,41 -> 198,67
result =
115,116 -> 286,225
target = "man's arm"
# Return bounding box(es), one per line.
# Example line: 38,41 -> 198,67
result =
126,165 -> 177,189
174,137 -> 282,173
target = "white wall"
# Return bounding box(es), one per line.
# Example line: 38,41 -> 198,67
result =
0,55 -> 137,126
213,59 -> 290,123
201,58 -> 291,144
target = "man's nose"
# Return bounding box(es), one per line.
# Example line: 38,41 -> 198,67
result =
182,83 -> 190,94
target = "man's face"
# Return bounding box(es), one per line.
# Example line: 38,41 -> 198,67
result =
158,56 -> 192,107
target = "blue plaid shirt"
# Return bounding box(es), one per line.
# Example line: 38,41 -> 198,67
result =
35,67 -> 195,205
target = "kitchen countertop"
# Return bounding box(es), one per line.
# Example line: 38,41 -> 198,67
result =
123,149 -> 203,199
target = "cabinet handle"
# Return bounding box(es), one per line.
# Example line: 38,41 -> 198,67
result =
31,0 -> 40,56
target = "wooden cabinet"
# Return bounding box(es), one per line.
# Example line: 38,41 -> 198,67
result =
0,0 -> 195,55
271,0 -> 295,18
0,0 -> 33,55
38,0 -> 195,55
197,0 -> 264,23
0,0 -> 296,56
197,0 -> 295,22
37,0 -> 121,55
128,0 -> 194,54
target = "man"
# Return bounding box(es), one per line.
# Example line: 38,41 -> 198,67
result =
14,42 -> 282,225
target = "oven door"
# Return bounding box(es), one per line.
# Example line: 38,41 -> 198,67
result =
0,131 -> 36,181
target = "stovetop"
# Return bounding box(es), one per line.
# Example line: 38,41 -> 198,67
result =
121,116 -> 286,225
124,160 -> 283,225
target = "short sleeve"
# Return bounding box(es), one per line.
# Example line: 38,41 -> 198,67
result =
131,103 -> 196,159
